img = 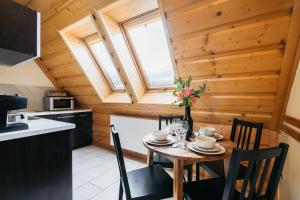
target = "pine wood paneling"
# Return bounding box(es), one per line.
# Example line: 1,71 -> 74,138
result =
64,86 -> 97,97
166,0 -> 293,38
177,49 -> 283,78
160,0 -> 295,134
173,16 -> 290,59
56,75 -> 91,87
49,63 -> 84,78
196,95 -> 275,113
42,51 -> 75,68
192,75 -> 279,94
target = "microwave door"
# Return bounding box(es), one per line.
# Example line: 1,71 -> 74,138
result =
53,98 -> 72,110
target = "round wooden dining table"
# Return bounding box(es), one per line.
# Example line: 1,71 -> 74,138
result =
143,136 -> 234,200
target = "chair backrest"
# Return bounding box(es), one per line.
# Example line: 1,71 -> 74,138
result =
230,118 -> 263,150
222,143 -> 289,200
110,125 -> 131,199
159,115 -> 183,130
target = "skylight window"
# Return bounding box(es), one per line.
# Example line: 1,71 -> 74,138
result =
85,36 -> 124,91
123,12 -> 175,88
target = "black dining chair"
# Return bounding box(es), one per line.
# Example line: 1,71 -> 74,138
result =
152,115 -> 193,182
110,125 -> 173,200
184,143 -> 289,200
196,118 -> 263,180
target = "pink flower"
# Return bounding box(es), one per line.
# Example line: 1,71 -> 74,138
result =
177,92 -> 183,101
184,87 -> 192,97
191,96 -> 198,104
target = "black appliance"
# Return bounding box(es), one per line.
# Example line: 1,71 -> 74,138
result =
0,95 -> 28,133
0,0 -> 40,66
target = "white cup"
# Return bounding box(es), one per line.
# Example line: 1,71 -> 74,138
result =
199,127 -> 216,136
152,130 -> 168,141
195,135 -> 216,149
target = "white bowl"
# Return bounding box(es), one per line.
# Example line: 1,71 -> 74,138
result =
152,130 -> 168,141
195,135 -> 217,149
199,127 -> 216,136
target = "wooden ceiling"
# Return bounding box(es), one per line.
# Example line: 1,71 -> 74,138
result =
15,0 -> 300,148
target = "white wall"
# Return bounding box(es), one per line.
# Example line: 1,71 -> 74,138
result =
0,60 -> 55,111
0,61 -> 53,87
110,115 -> 168,154
278,61 -> 300,200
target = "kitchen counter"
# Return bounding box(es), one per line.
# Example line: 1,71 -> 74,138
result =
23,108 -> 92,117
0,118 -> 74,200
0,118 -> 75,142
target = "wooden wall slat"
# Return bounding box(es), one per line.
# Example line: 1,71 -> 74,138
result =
280,123 -> 300,142
166,0 -> 293,38
49,63 -> 84,78
284,115 -> 300,129
173,16 -> 290,59
192,75 -> 279,93
177,49 -> 283,78
42,51 -> 75,68
56,75 -> 91,87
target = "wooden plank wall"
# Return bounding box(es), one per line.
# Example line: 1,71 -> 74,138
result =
16,0 -> 299,149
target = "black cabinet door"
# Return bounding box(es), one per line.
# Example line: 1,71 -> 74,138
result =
36,112 -> 92,149
76,112 -> 92,148
0,130 -> 72,200
52,114 -> 77,149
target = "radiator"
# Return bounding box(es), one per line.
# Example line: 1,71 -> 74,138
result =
110,115 -> 165,154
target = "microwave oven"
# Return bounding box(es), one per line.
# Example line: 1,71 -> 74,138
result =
44,96 -> 74,111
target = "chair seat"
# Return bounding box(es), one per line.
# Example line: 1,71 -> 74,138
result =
202,160 -> 225,177
184,177 -> 226,200
153,153 -> 192,169
127,164 -> 173,200
202,160 -> 247,179
184,177 -> 243,200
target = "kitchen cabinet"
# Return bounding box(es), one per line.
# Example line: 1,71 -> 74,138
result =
36,111 -> 92,149
0,130 -> 72,200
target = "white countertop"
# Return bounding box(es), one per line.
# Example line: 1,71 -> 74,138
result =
0,118 -> 75,142
23,109 -> 92,117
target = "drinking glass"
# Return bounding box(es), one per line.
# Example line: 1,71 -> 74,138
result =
179,120 -> 189,148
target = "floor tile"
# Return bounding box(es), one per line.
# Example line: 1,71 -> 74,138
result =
73,183 -> 102,200
90,181 -> 122,200
73,157 -> 106,175
73,149 -> 88,158
90,168 -> 120,190
73,164 -> 108,189
73,157 -> 86,166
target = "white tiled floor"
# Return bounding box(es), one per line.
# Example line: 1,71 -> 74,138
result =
72,145 -> 157,200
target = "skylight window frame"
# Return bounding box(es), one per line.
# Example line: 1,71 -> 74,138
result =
84,33 -> 125,92
121,9 -> 175,91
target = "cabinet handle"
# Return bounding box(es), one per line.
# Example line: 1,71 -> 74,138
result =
57,116 -> 75,119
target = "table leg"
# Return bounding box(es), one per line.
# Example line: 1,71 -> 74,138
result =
174,159 -> 184,200
224,157 -> 231,178
147,149 -> 154,166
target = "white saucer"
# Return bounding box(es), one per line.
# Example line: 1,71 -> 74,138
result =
187,143 -> 225,155
192,142 -> 222,152
145,135 -> 176,146
213,133 -> 224,141
198,133 -> 224,141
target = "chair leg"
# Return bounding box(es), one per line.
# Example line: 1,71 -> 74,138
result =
196,163 -> 200,180
187,165 -> 193,182
119,180 -> 123,200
